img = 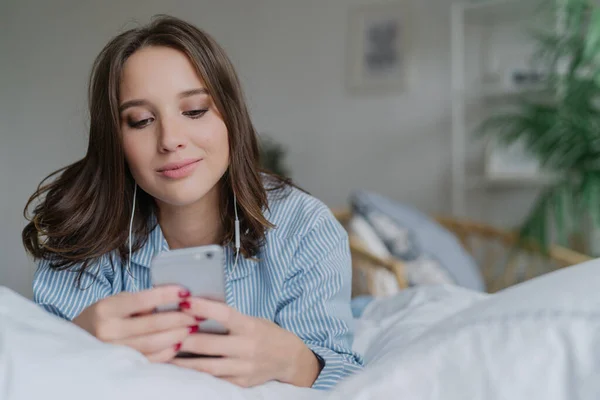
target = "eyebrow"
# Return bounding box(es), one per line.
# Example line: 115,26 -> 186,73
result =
118,88 -> 209,113
178,88 -> 209,98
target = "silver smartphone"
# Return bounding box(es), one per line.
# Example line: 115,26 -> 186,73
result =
150,244 -> 228,336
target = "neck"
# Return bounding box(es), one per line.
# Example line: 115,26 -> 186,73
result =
157,185 -> 222,250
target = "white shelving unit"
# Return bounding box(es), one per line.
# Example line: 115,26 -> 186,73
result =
450,0 -> 555,218
461,0 -> 544,21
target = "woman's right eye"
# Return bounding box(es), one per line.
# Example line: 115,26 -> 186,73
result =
127,118 -> 154,129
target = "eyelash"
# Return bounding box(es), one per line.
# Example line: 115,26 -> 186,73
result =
183,109 -> 208,119
126,109 -> 209,129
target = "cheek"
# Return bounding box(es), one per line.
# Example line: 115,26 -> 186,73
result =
214,125 -> 230,169
215,127 -> 230,164
196,117 -> 230,164
122,134 -> 153,177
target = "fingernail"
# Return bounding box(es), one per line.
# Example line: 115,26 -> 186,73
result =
188,325 -> 199,334
178,289 -> 191,298
179,301 -> 191,310
195,317 -> 205,322
174,342 -> 182,352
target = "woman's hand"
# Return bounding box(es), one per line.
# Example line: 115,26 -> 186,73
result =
174,298 -> 322,388
73,285 -> 197,363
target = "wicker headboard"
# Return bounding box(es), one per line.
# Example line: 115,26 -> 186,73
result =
333,208 -> 591,294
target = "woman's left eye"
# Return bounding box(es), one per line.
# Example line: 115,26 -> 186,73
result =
183,109 -> 208,119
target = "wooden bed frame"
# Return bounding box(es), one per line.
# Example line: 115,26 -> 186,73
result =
333,209 -> 592,294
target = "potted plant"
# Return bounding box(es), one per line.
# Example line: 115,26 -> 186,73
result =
478,0 -> 600,253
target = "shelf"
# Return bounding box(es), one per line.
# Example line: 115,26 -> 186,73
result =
450,0 -> 557,215
450,83 -> 552,102
460,0 -> 545,23
466,174 -> 558,190
478,82 -> 548,99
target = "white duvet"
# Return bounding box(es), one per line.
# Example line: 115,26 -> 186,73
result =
2,259 -> 600,400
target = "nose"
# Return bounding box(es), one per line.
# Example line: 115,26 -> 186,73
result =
157,115 -> 187,153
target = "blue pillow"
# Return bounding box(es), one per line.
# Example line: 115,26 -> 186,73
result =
350,191 -> 485,292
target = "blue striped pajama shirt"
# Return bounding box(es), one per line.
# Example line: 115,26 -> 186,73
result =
33,185 -> 364,390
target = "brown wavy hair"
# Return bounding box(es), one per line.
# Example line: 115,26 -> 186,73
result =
22,15 -> 291,277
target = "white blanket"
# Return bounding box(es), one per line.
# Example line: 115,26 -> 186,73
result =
2,260 -> 600,400
0,287 -> 319,400
335,259 -> 600,400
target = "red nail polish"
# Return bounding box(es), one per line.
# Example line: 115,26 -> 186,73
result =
189,325 -> 199,334
178,289 -> 191,298
174,342 -> 182,352
195,317 -> 205,322
179,301 -> 191,310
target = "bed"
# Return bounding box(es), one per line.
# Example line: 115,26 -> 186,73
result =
2,257 -> 600,400
2,192 -> 597,399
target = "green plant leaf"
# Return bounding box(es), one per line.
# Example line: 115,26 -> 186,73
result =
584,9 -> 600,62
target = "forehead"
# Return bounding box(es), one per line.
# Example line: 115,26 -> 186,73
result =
119,46 -> 206,102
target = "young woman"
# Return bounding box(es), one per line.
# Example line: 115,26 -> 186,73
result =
22,15 -> 362,390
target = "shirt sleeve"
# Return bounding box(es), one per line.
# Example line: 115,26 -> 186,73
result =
274,210 -> 364,390
33,257 -> 113,321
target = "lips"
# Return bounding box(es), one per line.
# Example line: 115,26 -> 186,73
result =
157,159 -> 202,172
157,158 -> 202,179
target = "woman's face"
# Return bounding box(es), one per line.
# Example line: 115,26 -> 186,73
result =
119,46 -> 229,207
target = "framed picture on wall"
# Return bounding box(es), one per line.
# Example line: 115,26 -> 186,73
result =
346,2 -> 411,93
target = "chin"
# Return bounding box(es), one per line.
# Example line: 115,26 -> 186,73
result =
152,181 -> 219,208
138,173 -> 223,208
154,190 -> 206,207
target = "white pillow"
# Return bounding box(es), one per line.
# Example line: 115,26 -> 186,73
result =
348,215 -> 399,296
348,215 -> 392,259
348,215 -> 454,295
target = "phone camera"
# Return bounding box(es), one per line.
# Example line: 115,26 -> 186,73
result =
206,252 -> 213,259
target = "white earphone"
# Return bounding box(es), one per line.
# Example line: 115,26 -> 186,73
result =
233,193 -> 241,271
126,184 -> 241,291
127,184 -> 139,291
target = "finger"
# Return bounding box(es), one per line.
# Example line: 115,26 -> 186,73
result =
182,298 -> 246,332
171,357 -> 251,378
119,311 -> 197,338
146,344 -> 180,364
95,312 -> 195,342
109,285 -> 190,317
180,333 -> 248,358
111,327 -> 189,355
131,311 -> 152,318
